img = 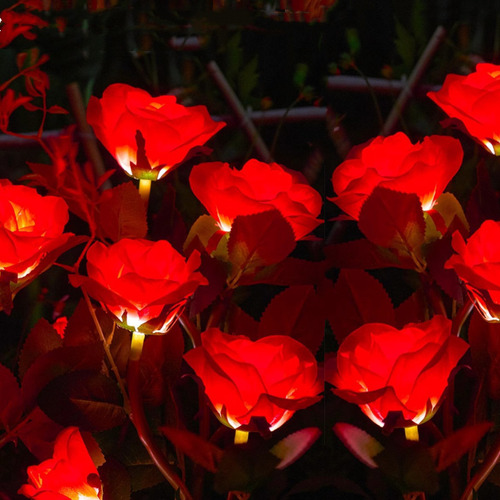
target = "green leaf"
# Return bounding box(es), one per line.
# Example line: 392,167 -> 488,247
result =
238,55 -> 259,103
394,20 -> 416,71
333,423 -> 384,469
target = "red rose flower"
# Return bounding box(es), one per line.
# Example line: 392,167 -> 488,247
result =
329,316 -> 468,427
0,180 -> 71,279
70,239 -> 207,335
446,220 -> 500,322
18,427 -> 102,500
330,132 -> 463,220
428,63 -> 500,155
189,159 -> 322,240
86,83 -> 225,180
184,328 -> 322,432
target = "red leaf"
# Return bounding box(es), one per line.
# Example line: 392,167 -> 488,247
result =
394,290 -> 427,328
324,239 -> 413,270
18,318 -> 63,379
228,209 -> 296,276
226,304 -> 260,339
16,407 -> 63,460
160,426 -> 223,473
430,422 -> 492,472
258,284 -> 326,355
21,344 -> 104,411
327,269 -> 395,344
358,187 -> 426,268
97,182 -> 148,242
0,363 -> 22,430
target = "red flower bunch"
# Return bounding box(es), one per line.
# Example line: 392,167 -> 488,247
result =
0,180 -> 72,280
428,63 -> 500,155
18,427 -> 102,500
86,83 -> 225,180
189,159 -> 322,240
70,239 -> 207,335
184,328 -> 322,432
330,132 -> 463,219
329,315 -> 468,428
446,220 -> 500,322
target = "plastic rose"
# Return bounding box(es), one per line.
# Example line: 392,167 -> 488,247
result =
189,159 -> 322,240
18,427 -> 102,500
184,328 -> 323,433
446,220 -> 500,322
86,83 -> 225,180
329,316 -> 468,428
0,180 -> 72,280
330,132 -> 463,219
69,239 -> 207,335
428,63 -> 500,155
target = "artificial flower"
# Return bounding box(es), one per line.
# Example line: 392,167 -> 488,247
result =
184,328 -> 322,433
330,132 -> 463,219
69,238 -> 207,335
189,159 -> 322,240
329,315 -> 468,428
428,63 -> 500,155
86,83 -> 225,180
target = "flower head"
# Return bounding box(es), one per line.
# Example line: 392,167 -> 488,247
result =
86,83 -> 225,180
330,132 -> 463,219
69,239 -> 207,335
428,63 -> 500,155
329,316 -> 468,428
184,328 -> 322,433
189,159 -> 322,240
19,427 -> 102,500
446,220 -> 500,322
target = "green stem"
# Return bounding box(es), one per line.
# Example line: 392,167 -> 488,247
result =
127,331 -> 193,500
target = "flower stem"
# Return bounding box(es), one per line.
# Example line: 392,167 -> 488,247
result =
234,430 -> 249,445
451,295 -> 474,337
82,289 -> 130,414
460,431 -> 500,500
127,331 -> 193,500
178,312 -> 201,348
139,178 -> 152,208
405,426 -> 419,442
